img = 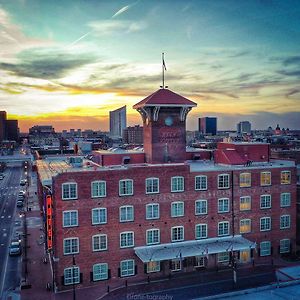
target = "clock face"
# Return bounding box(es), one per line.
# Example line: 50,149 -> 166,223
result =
165,116 -> 173,126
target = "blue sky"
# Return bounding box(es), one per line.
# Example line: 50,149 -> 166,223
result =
0,0 -> 299,131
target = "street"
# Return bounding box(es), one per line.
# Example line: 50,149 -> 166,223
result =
0,165 -> 24,299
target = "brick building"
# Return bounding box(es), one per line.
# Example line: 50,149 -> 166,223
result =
123,125 -> 143,145
37,88 -> 297,292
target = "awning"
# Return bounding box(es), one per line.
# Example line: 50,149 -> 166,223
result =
134,235 -> 256,263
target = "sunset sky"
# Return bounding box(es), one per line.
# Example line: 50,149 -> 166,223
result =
0,0 -> 299,132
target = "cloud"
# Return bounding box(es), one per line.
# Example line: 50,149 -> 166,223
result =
112,0 -> 140,18
282,56 -> 300,66
277,69 -> 300,77
0,47 -> 96,79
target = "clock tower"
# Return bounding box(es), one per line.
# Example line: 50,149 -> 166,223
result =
133,88 -> 197,164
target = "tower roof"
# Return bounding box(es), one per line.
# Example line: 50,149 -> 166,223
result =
133,89 -> 197,109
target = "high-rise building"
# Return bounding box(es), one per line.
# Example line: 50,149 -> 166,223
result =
109,106 -> 126,138
198,117 -> 217,135
0,111 -> 7,141
123,125 -> 143,145
237,121 -> 251,135
6,120 -> 19,141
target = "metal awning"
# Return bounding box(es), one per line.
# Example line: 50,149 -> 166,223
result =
134,235 -> 256,263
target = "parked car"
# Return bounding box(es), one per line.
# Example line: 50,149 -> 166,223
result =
20,179 -> 27,186
9,240 -> 21,256
0,174 -> 4,180
16,200 -> 23,207
19,190 -> 26,196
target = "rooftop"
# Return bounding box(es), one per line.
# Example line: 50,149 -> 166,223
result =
133,88 -> 197,109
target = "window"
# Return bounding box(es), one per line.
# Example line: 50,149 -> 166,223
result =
145,178 -> 159,194
240,173 -> 251,187
171,259 -> 181,271
119,179 -> 133,196
92,208 -> 107,225
64,266 -> 80,285
195,256 -> 205,267
147,261 -> 160,273
195,224 -> 207,239
195,200 -> 207,215
120,232 -> 134,248
218,198 -> 230,213
63,237 -> 79,255
120,260 -> 135,277
240,196 -> 251,211
218,222 -> 229,236
260,241 -> 271,256
171,176 -> 184,192
171,201 -> 184,217
195,175 -> 207,190
260,194 -> 271,209
218,174 -> 230,189
280,193 -> 291,207
280,215 -> 291,229
62,183 -> 77,200
171,226 -> 184,242
280,239 -> 290,254
63,210 -> 78,227
218,252 -> 229,263
92,234 -> 107,251
260,217 -> 271,231
146,203 -> 159,220
260,171 -> 271,186
146,229 -> 160,245
120,206 -> 134,222
91,181 -> 106,198
281,171 -> 291,184
240,219 -> 251,233
93,263 -> 108,281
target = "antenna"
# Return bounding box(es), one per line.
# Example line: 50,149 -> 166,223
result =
161,52 -> 167,89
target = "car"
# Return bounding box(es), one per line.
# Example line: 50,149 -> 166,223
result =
9,240 -> 21,256
19,190 -> 26,196
20,179 -> 27,186
16,201 -> 23,207
0,174 -> 4,180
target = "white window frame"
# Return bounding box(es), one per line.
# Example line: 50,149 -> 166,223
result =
195,223 -> 207,239
195,199 -> 208,215
145,177 -> 159,194
195,175 -> 207,191
280,193 -> 291,207
62,182 -> 78,200
218,221 -> 230,236
239,172 -> 251,187
260,171 -> 271,186
281,171 -> 291,185
260,194 -> 271,209
194,256 -> 205,267
240,196 -> 251,211
146,229 -> 160,245
260,241 -> 271,256
146,203 -> 159,220
119,205 -> 134,222
240,219 -> 251,234
280,239 -> 290,254
280,215 -> 291,229
147,261 -> 160,273
260,217 -> 271,231
64,266 -> 80,285
218,174 -> 230,189
63,210 -> 78,227
63,237 -> 79,255
171,176 -> 184,192
218,198 -> 230,213
120,231 -> 134,248
120,259 -> 135,277
218,252 -> 230,263
171,201 -> 184,217
92,234 -> 107,252
171,226 -> 184,242
91,180 -> 106,198
119,179 -> 133,196
91,208 -> 107,225
171,259 -> 182,271
93,263 -> 108,281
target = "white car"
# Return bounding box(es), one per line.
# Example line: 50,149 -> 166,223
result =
9,240 -> 21,256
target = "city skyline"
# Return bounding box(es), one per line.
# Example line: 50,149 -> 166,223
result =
0,0 -> 300,132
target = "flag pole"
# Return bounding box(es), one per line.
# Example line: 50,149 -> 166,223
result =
162,52 -> 165,89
